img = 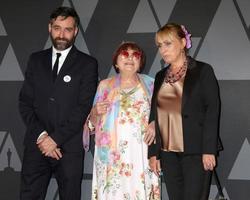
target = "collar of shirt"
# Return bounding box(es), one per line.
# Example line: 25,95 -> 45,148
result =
52,46 -> 72,73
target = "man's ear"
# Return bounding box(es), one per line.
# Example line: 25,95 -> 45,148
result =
74,27 -> 79,37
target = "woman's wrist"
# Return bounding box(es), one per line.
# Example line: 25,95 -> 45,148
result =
87,109 -> 96,131
87,117 -> 95,131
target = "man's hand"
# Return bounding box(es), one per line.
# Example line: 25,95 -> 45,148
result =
47,148 -> 63,160
37,135 -> 61,159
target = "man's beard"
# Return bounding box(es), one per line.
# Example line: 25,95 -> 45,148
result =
51,36 -> 75,51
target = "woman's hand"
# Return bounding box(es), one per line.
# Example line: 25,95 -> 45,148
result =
149,156 -> 161,177
94,100 -> 110,115
91,100 -> 110,116
202,154 -> 216,171
89,100 -> 110,124
144,121 -> 155,145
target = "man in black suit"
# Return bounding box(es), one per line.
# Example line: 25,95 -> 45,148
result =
19,7 -> 98,200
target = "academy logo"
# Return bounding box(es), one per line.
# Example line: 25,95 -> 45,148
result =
0,44 -> 24,81
229,138 -> 250,180
0,17 -> 7,36
0,17 -> 24,81
196,0 -> 250,80
209,184 -> 230,200
0,131 -> 21,171
233,0 -> 250,40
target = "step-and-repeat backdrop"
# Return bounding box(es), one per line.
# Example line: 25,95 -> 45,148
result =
0,0 -> 249,199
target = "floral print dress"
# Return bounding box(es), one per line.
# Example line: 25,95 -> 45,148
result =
89,74 -> 160,200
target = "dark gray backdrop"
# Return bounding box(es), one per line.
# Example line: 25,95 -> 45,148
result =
0,0 -> 249,199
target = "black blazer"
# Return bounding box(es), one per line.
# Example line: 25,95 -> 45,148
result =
148,57 -> 221,158
19,46 -> 98,152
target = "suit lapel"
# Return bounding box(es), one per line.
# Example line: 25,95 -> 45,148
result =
154,67 -> 168,96
43,48 -> 53,83
181,57 -> 199,110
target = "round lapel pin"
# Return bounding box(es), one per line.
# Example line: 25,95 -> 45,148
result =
63,75 -> 71,82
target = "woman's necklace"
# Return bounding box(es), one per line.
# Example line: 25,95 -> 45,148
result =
165,59 -> 188,84
120,85 -> 139,106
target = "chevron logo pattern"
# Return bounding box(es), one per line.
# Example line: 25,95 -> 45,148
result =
0,0 -> 249,199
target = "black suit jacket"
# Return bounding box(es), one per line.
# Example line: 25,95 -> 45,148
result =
19,46 -> 98,152
148,57 -> 221,159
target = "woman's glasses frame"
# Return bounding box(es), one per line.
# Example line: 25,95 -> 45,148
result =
119,50 -> 142,60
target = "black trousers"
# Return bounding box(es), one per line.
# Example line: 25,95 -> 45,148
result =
20,147 -> 84,200
160,151 -> 212,200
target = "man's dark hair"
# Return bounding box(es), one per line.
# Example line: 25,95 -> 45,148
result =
50,6 -> 80,27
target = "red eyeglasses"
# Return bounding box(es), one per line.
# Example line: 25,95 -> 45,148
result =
120,50 -> 142,60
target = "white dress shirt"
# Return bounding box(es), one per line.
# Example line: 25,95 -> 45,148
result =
52,46 -> 72,74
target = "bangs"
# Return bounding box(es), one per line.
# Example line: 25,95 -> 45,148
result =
117,42 -> 142,54
155,31 -> 175,45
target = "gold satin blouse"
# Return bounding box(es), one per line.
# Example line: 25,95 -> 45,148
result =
157,76 -> 185,152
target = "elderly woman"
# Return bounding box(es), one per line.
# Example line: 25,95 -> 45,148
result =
84,42 -> 160,200
148,23 -> 221,200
